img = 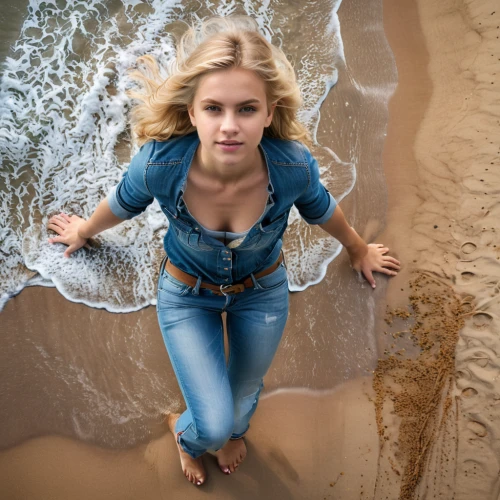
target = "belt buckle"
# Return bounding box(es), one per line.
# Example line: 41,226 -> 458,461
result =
219,283 -> 245,296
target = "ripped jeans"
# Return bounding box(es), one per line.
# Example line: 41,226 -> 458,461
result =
156,258 -> 289,459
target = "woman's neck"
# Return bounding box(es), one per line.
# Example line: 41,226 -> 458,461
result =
195,145 -> 263,184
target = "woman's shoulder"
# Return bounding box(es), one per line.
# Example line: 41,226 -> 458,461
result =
137,132 -> 199,164
260,136 -> 309,165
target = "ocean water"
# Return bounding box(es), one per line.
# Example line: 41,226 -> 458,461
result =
0,0 -> 398,449
0,0 -> 365,313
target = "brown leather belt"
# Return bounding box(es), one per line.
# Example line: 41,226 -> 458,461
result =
164,253 -> 284,296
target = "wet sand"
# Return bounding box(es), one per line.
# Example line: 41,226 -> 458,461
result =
2,0 -> 499,498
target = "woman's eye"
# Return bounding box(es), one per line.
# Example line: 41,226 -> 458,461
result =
204,106 -> 256,113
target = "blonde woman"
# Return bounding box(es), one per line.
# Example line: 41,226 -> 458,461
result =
47,15 -> 400,487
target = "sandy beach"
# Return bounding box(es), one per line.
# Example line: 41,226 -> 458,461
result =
375,0 -> 500,498
1,0 -> 500,498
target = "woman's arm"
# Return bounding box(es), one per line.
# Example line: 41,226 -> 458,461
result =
293,144 -> 400,287
319,204 -> 400,288
47,198 -> 124,258
48,142 -> 156,258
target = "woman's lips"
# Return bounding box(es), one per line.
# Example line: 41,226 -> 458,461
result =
217,142 -> 243,152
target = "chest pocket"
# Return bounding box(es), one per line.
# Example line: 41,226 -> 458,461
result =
161,204 -> 214,252
237,212 -> 288,250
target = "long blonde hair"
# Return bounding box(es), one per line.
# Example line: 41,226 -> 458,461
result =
126,15 -> 312,147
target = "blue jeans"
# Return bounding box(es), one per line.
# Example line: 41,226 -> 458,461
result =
156,257 -> 289,459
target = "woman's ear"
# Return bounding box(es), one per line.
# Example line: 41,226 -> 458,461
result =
265,102 -> 277,127
187,104 -> 196,127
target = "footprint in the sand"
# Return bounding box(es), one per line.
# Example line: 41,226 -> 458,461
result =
466,338 -> 483,349
456,368 -> 472,380
468,351 -> 492,368
472,312 -> 493,330
467,420 -> 487,437
461,387 -> 478,398
461,271 -> 476,282
461,242 -> 478,255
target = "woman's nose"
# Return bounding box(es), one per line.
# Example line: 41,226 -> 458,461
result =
220,112 -> 239,133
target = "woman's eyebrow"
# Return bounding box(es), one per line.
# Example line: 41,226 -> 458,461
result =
200,98 -> 261,106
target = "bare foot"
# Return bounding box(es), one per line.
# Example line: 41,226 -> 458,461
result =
165,413 -> 206,486
214,438 -> 247,474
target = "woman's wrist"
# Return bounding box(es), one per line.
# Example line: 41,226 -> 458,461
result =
344,227 -> 368,259
346,241 -> 368,259
77,222 -> 92,240
344,227 -> 364,248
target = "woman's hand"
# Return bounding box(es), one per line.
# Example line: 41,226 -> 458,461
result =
348,243 -> 401,289
47,213 -> 91,258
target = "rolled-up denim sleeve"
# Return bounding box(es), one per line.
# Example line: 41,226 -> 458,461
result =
107,143 -> 154,220
294,145 -> 337,224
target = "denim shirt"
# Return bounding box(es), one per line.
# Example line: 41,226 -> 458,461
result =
107,131 -> 336,285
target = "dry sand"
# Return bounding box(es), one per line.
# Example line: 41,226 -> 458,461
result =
374,0 -> 500,498
1,0 -> 499,498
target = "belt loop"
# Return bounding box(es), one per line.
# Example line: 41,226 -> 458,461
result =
159,255 -> 168,275
281,250 -> 287,269
192,275 -> 202,295
249,273 -> 260,290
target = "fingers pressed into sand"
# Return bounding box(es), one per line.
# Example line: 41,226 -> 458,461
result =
361,268 -> 376,288
384,255 -> 401,265
214,439 -> 247,474
165,413 -> 206,486
383,260 -> 401,270
379,267 -> 398,276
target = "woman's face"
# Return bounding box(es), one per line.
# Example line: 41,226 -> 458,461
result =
187,67 -> 276,168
